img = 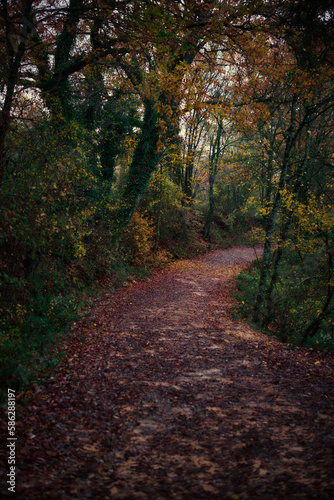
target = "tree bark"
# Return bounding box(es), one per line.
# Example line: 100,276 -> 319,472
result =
264,118 -> 313,321
0,0 -> 34,183
203,173 -> 215,241
113,99 -> 160,233
203,120 -> 224,241
253,96 -> 298,323
44,0 -> 84,121
301,234 -> 333,344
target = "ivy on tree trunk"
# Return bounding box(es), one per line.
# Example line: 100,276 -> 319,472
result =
113,99 -> 161,233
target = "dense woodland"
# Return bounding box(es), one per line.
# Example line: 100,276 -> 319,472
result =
0,0 -> 334,391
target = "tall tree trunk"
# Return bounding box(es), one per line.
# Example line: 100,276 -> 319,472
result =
203,173 -> 215,241
264,119 -> 313,322
253,97 -> 298,323
52,0 -> 84,121
114,99 -> 160,234
183,153 -> 195,202
0,0 -> 34,183
301,234 -> 333,344
34,0 -> 84,122
203,120 -> 224,241
263,216 -> 292,323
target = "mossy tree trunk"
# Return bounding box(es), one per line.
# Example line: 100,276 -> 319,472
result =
264,119 -> 313,322
0,0 -> 34,183
301,233 -> 334,344
113,99 -> 161,234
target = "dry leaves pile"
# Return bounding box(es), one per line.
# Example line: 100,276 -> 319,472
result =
2,246 -> 334,499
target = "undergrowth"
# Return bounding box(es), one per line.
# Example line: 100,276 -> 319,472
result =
232,255 -> 334,352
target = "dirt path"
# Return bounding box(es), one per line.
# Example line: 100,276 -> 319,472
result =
7,246 -> 334,499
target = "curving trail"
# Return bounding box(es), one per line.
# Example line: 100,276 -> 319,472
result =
9,246 -> 334,499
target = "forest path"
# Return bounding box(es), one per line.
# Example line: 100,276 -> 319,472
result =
15,246 -> 334,499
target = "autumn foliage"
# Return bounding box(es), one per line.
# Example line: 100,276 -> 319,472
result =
0,0 -> 333,391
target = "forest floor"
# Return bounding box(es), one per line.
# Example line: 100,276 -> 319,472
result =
3,245 -> 334,499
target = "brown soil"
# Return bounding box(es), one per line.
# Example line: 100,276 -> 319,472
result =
4,246 -> 334,499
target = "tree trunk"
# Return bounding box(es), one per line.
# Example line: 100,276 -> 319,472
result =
183,153 -> 195,202
264,218 -> 292,323
203,174 -> 214,241
203,120 -> 224,241
301,235 -> 333,344
262,114 -> 314,323
253,97 -> 297,323
52,0 -> 84,121
113,99 -> 160,233
0,0 -> 34,183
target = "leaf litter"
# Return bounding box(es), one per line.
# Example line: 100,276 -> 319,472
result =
3,245 -> 334,499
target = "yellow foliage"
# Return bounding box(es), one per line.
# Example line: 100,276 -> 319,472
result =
280,191 -> 334,254
123,210 -> 155,265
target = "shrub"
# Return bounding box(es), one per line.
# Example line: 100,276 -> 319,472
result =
234,251 -> 334,350
121,210 -> 155,266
